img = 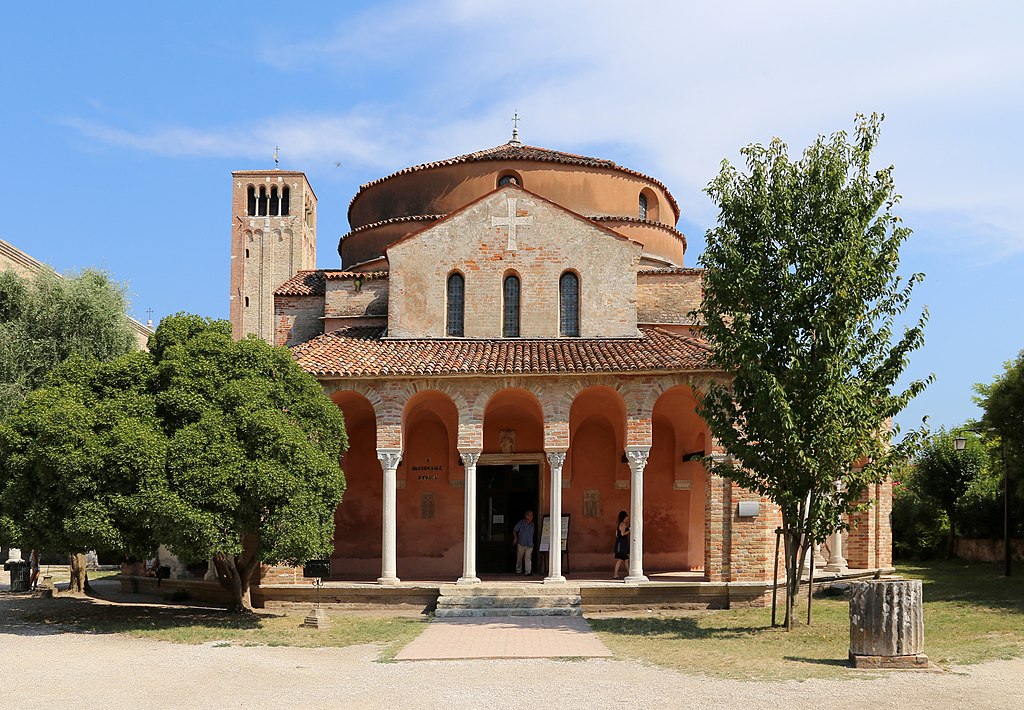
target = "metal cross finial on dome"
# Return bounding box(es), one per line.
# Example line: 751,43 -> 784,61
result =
273,146 -> 280,169
509,111 -> 522,146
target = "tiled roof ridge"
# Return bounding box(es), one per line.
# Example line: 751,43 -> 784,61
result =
290,324 -> 717,378
348,142 -> 679,222
637,266 -> 705,276
275,270 -> 389,296
339,212 -> 685,245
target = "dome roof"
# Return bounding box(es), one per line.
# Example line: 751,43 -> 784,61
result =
348,142 -> 680,224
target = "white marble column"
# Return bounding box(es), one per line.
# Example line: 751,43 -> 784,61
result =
377,448 -> 402,585
823,526 -> 848,573
457,451 -> 482,585
544,451 -> 567,584
625,447 -> 650,583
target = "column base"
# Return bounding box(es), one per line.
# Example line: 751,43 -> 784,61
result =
377,576 -> 401,585
456,576 -> 481,585
822,565 -> 848,574
543,575 -> 567,585
624,574 -> 649,584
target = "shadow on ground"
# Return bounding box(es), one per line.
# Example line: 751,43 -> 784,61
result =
588,616 -> 763,640
0,586 -> 266,639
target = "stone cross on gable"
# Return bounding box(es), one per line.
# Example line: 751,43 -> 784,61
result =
491,197 -> 533,251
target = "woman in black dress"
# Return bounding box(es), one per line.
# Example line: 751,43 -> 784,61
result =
613,510 -> 629,579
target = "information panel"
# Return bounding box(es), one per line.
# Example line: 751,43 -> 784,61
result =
538,514 -> 570,552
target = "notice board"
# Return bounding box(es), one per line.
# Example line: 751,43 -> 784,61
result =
538,514 -> 570,552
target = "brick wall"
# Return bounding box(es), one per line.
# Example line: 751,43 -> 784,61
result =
325,277 -> 388,318
846,478 -> 894,569
637,271 -> 703,325
387,188 -> 643,339
274,294 -> 324,347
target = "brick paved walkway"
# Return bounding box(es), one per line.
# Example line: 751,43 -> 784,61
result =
394,616 -> 613,660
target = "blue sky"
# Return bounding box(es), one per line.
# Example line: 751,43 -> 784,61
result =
2,2 -> 1021,432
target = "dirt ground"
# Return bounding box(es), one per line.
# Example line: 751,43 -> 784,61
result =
2,590 -> 1021,709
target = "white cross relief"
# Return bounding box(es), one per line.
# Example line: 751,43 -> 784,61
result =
491,198 -> 533,251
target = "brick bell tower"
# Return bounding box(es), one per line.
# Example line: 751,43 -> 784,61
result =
229,158 -> 317,342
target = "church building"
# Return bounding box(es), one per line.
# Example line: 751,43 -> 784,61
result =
228,127 -> 892,598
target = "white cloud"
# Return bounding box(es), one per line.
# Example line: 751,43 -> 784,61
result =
61,0 -> 1024,253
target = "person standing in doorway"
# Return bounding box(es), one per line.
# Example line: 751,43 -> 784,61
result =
613,511 -> 630,579
513,510 -> 535,576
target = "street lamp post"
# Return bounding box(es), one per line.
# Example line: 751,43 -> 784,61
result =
955,431 -> 1011,578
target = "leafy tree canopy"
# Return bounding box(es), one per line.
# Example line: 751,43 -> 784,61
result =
912,428 -> 988,555
0,352 -> 165,591
695,114 -> 931,627
976,351 -> 1024,495
148,314 -> 348,610
0,268 -> 136,417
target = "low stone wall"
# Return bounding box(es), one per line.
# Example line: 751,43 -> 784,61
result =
119,576 -> 234,606
954,538 -> 1024,562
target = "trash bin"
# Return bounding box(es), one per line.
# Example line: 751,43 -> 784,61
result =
4,559 -> 31,592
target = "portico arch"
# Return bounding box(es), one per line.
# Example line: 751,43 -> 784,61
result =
399,390 -> 463,578
648,385 -> 709,571
330,390 -> 381,579
566,386 -> 629,573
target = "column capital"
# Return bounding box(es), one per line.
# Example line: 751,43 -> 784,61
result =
460,450 -> 482,467
376,448 -> 402,471
546,450 -> 567,469
624,446 -> 650,471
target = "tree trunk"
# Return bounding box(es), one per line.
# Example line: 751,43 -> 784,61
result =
212,533 -> 260,613
68,553 -> 88,595
947,512 -> 957,559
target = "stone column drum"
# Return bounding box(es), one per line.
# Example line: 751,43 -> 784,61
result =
849,579 -> 928,668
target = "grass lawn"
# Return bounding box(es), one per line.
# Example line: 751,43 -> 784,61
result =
590,560 -> 1024,681
6,594 -> 426,660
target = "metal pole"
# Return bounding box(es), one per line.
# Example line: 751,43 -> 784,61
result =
807,538 -> 815,625
771,527 -> 782,628
1005,440 -> 1012,578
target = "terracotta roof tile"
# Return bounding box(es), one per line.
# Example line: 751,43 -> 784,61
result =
291,325 -> 714,378
275,270 -> 388,296
349,143 -> 679,221
638,267 -> 704,276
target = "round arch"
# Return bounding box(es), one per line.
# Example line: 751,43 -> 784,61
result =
481,388 -> 544,454
564,386 -> 629,573
648,385 -> 709,571
399,390 -> 463,578
330,390 -> 382,578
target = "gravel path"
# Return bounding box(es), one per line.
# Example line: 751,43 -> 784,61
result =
3,623 -> 1022,709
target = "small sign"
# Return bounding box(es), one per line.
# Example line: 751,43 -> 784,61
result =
539,514 -> 570,552
737,501 -> 760,517
303,559 -> 331,578
492,514 -> 504,523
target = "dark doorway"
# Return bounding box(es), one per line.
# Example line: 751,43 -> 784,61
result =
476,464 -> 539,574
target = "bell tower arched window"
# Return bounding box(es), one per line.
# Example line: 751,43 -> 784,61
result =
246,185 -> 257,216
446,272 -> 465,337
257,186 -> 269,217
503,274 -> 521,337
559,271 -> 580,337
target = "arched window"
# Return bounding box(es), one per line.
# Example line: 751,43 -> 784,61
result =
559,271 -> 580,337
281,185 -> 290,216
246,186 -> 257,216
498,174 -> 519,187
270,186 -> 280,216
446,272 -> 465,337
244,296 -> 250,307
257,186 -> 268,216
639,192 -> 648,220
503,274 -> 521,337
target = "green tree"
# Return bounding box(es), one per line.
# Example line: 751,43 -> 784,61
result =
912,429 -> 988,557
976,351 -> 1024,499
148,314 -> 347,612
0,353 -> 165,592
695,114 -> 931,629
0,268 -> 137,417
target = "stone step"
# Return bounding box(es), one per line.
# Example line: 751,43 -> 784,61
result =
439,583 -> 581,597
434,606 -> 583,618
436,594 -> 581,609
